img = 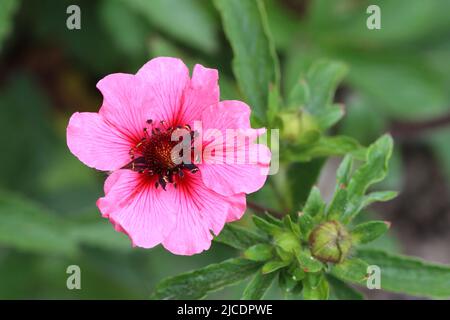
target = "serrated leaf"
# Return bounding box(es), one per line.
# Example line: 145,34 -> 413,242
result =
351,221 -> 390,245
327,275 -> 364,300
348,135 -> 394,198
262,260 -> 289,274
150,258 -> 261,300
341,135 -> 394,223
214,224 -> 268,251
356,249 -> 450,299
244,244 -> 274,262
330,258 -> 369,284
242,270 -> 276,300
214,0 -> 279,123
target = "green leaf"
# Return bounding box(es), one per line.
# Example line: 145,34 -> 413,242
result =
336,155 -> 354,187
341,134 -> 394,223
296,250 -> 324,273
361,191 -> 398,208
267,84 -> 282,125
252,215 -> 283,236
298,187 -> 325,239
286,135 -> 361,162
356,249 -> 450,298
327,275 -> 364,300
274,231 -> 300,255
0,190 -> 78,257
150,258 -> 261,300
347,54 -> 448,121
330,258 -> 368,284
262,260 -> 289,274
283,215 -> 300,237
279,269 -> 298,292
0,0 -> 19,52
244,244 -> 274,262
351,221 -> 390,245
214,0 -> 279,123
304,60 -> 348,130
287,78 -> 310,108
214,224 -> 268,250
242,271 -> 276,300
348,135 -> 394,197
326,188 -> 348,221
123,0 -> 218,53
303,274 -> 329,300
316,104 -> 345,130
303,186 -> 325,218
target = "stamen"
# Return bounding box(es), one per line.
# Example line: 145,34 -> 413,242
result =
122,119 -> 200,190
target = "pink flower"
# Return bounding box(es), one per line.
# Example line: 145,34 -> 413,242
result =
67,57 -> 271,255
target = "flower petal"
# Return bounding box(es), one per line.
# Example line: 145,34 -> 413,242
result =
199,100 -> 271,196
201,144 -> 271,196
97,73 -> 159,143
162,172 -> 243,255
97,170 -> 176,248
224,192 -> 247,223
180,64 -> 219,125
67,112 -> 133,171
135,57 -> 190,125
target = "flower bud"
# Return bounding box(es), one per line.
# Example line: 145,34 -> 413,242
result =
277,110 -> 319,144
308,220 -> 352,263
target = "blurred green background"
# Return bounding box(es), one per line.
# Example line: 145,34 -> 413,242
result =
0,0 -> 449,299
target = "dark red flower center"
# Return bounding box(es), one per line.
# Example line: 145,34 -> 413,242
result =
123,119 -> 199,190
